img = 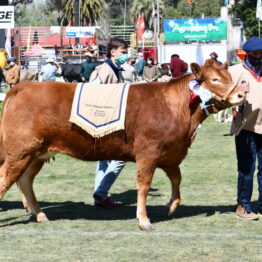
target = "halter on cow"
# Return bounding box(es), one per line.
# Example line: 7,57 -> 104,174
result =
0,59 -> 245,230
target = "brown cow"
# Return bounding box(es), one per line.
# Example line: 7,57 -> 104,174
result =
0,60 -> 245,230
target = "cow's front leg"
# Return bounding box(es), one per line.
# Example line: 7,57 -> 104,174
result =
164,166 -> 181,216
136,159 -> 156,231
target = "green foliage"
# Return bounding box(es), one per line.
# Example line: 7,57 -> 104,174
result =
229,0 -> 258,38
163,0 -> 223,19
15,2 -> 61,26
130,0 -> 165,30
62,0 -> 104,26
105,0 -> 133,26
9,0 -> 33,6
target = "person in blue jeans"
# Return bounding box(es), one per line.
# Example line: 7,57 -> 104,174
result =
89,38 -> 129,207
229,37 -> 262,220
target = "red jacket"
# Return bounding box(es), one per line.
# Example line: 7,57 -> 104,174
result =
170,56 -> 188,78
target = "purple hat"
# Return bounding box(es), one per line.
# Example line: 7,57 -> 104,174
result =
242,37 -> 262,52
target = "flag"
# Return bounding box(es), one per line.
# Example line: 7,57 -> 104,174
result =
5,28 -> 11,58
136,15 -> 145,41
256,0 -> 262,21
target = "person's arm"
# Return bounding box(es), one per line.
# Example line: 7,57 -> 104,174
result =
133,68 -> 138,82
143,67 -> 149,82
182,61 -> 188,73
80,64 -> 85,81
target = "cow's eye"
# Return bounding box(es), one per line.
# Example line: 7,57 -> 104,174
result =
212,78 -> 219,82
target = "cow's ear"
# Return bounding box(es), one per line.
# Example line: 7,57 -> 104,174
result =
222,61 -> 228,70
190,63 -> 201,79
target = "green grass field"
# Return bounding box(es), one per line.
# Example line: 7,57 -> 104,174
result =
0,116 -> 262,262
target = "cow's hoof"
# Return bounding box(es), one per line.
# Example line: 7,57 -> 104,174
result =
166,199 -> 180,217
37,212 -> 49,223
139,222 -> 154,231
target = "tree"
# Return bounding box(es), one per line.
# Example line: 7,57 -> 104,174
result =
130,0 -> 165,30
229,0 -> 258,38
62,0 -> 105,26
15,2 -> 60,26
163,0 -> 223,19
9,0 -> 33,6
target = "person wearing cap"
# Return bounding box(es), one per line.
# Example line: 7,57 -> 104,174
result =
209,52 -> 222,65
40,58 -> 58,82
89,38 -> 129,208
5,57 -> 20,88
229,37 -> 262,220
80,52 -> 96,82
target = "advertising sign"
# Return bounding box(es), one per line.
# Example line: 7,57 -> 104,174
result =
164,18 -> 227,42
0,6 -> 14,29
66,27 -> 96,38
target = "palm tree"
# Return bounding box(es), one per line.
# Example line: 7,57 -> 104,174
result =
63,0 -> 105,26
130,0 -> 164,30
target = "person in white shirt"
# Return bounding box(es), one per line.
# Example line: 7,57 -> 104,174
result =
121,57 -> 138,83
40,58 -> 57,82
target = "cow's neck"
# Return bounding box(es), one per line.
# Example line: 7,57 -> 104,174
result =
189,105 -> 209,139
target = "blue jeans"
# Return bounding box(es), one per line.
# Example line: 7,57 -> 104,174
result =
94,160 -> 126,199
235,129 -> 262,212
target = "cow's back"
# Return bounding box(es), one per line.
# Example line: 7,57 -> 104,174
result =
2,80 -> 192,164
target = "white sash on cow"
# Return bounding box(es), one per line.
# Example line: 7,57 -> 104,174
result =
69,83 -> 130,137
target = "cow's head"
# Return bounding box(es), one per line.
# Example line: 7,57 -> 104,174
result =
190,59 -> 245,113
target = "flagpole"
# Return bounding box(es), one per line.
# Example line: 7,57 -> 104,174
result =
259,19 -> 261,38
257,0 -> 262,37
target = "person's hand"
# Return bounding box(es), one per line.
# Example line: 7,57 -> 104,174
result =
82,77 -> 85,82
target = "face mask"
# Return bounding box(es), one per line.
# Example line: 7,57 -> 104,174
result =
147,61 -> 152,64
115,53 -> 128,65
9,62 -> 15,66
247,55 -> 262,67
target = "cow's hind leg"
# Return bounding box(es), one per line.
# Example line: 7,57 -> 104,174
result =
17,158 -> 48,223
0,156 -> 33,200
164,166 -> 181,216
136,158 -> 156,231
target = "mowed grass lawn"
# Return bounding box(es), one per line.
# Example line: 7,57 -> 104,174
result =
0,115 -> 262,262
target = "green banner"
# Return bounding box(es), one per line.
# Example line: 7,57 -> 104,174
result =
164,18 -> 227,42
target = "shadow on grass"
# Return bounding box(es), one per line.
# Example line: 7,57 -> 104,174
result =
0,188 -> 243,227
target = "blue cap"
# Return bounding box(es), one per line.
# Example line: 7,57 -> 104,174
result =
242,37 -> 262,52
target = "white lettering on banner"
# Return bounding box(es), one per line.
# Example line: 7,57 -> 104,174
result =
65,26 -> 97,38
0,6 -> 14,29
171,22 -> 218,34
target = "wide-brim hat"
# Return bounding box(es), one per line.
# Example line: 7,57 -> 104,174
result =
46,58 -> 55,63
85,52 -> 93,57
242,37 -> 262,52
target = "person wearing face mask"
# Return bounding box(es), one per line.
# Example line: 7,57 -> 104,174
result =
5,57 -> 20,88
229,37 -> 262,220
142,57 -> 160,82
89,38 -> 128,208
121,56 -> 138,83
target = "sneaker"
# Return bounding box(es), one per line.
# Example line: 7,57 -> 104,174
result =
235,205 -> 259,220
258,211 -> 262,217
93,193 -> 118,208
